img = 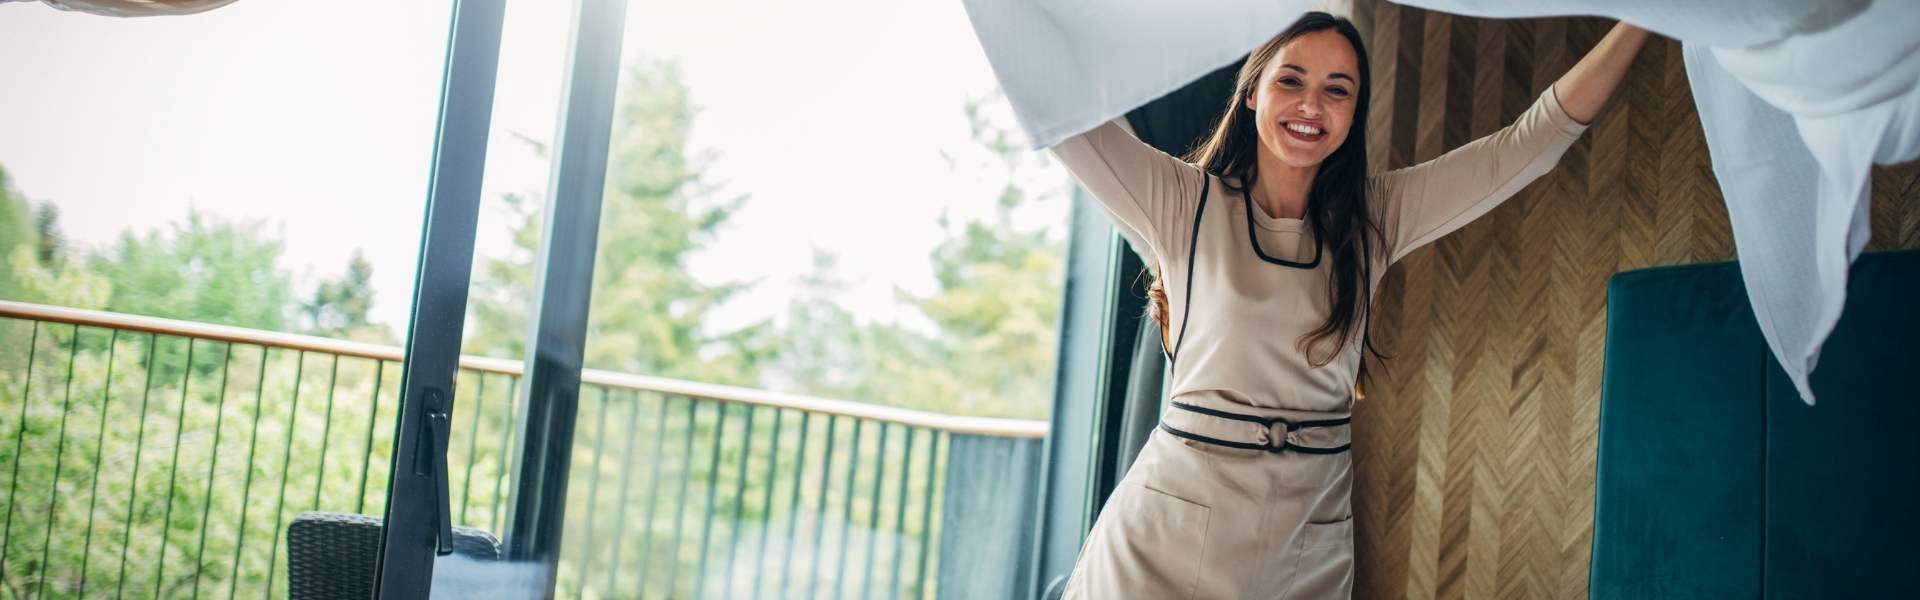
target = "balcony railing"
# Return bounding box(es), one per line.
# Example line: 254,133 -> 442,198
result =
0,300 -> 1047,599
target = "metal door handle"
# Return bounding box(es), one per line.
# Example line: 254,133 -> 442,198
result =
414,387 -> 456,555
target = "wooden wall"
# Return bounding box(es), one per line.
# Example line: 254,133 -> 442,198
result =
1345,2 -> 1920,598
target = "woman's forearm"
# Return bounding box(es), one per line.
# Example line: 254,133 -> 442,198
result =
1553,22 -> 1652,125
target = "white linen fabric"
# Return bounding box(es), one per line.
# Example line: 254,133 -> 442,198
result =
960,0 -> 1318,150
961,0 -> 1918,404
0,0 -> 238,17
1683,0 -> 1920,403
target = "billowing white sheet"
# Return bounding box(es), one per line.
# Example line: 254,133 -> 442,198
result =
961,0 -> 1919,403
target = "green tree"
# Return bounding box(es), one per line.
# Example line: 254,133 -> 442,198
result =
0,166 -> 403,598
464,60 -> 767,385
760,93 -> 1068,419
89,209 -> 293,331
6,245 -> 111,310
0,169 -> 111,309
0,166 -> 44,299
761,250 -> 928,399
301,250 -> 392,343
34,204 -> 63,266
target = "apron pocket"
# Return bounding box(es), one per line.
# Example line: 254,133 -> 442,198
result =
1282,516 -> 1354,599
1118,482 -> 1212,598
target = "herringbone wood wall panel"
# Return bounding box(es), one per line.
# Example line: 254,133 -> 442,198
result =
1346,4 -> 1920,598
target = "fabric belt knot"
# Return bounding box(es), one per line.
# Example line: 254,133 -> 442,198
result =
1158,400 -> 1352,454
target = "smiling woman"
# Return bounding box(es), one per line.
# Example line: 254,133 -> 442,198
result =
1179,14 -> 1380,369
1044,9 -> 1645,599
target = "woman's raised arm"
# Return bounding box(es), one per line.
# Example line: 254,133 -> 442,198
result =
1049,119 -> 1208,275
1554,23 -> 1652,124
1374,21 -> 1649,264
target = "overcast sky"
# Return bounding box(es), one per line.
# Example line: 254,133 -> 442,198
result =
0,0 -> 1068,341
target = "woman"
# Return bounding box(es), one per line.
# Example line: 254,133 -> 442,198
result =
1048,12 -> 1648,599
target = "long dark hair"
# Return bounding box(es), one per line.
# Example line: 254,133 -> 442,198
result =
1148,11 -> 1385,368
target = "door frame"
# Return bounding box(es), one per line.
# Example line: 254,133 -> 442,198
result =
371,0 -> 509,596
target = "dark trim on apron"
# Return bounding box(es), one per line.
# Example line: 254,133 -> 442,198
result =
1242,188 -> 1323,269
1159,401 -> 1352,455
1164,175 -> 1210,371
1158,176 -> 1350,456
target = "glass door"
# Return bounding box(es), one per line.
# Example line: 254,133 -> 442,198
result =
0,1 -> 463,598
407,0 -> 1074,596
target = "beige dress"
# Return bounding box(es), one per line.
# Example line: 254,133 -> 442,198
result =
1048,86 -> 1587,599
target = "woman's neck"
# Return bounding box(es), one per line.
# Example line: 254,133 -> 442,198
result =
1252,152 -> 1316,220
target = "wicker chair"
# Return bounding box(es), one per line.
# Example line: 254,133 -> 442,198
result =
285,511 -> 502,599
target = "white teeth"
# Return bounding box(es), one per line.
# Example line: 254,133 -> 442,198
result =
1286,122 -> 1322,136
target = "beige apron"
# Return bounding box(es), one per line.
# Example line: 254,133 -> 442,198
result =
1063,177 -> 1356,600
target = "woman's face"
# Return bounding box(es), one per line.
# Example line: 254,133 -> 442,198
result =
1245,30 -> 1361,169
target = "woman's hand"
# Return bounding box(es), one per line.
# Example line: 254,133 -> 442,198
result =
1553,22 -> 1653,125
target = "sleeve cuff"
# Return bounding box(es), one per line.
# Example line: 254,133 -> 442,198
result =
1542,84 -> 1591,137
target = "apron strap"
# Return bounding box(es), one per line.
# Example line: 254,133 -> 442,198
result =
1165,175 -> 1209,372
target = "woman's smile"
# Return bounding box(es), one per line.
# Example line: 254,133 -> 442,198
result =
1282,119 -> 1327,142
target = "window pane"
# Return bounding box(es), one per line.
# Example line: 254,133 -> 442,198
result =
0,3 -> 451,598
503,0 -> 1072,597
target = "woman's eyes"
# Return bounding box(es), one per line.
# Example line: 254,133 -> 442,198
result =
1277,77 -> 1351,99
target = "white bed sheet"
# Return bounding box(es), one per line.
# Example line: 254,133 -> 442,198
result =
961,0 -> 1919,403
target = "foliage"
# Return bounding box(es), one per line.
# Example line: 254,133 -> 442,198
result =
759,93 -> 1068,419
301,250 -> 391,344
1,170 -> 51,303
85,210 -> 293,332
463,61 -> 767,386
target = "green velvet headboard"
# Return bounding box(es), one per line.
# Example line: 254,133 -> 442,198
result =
1592,249 -> 1919,598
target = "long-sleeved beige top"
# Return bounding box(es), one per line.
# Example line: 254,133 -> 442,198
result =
1050,86 -> 1587,413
